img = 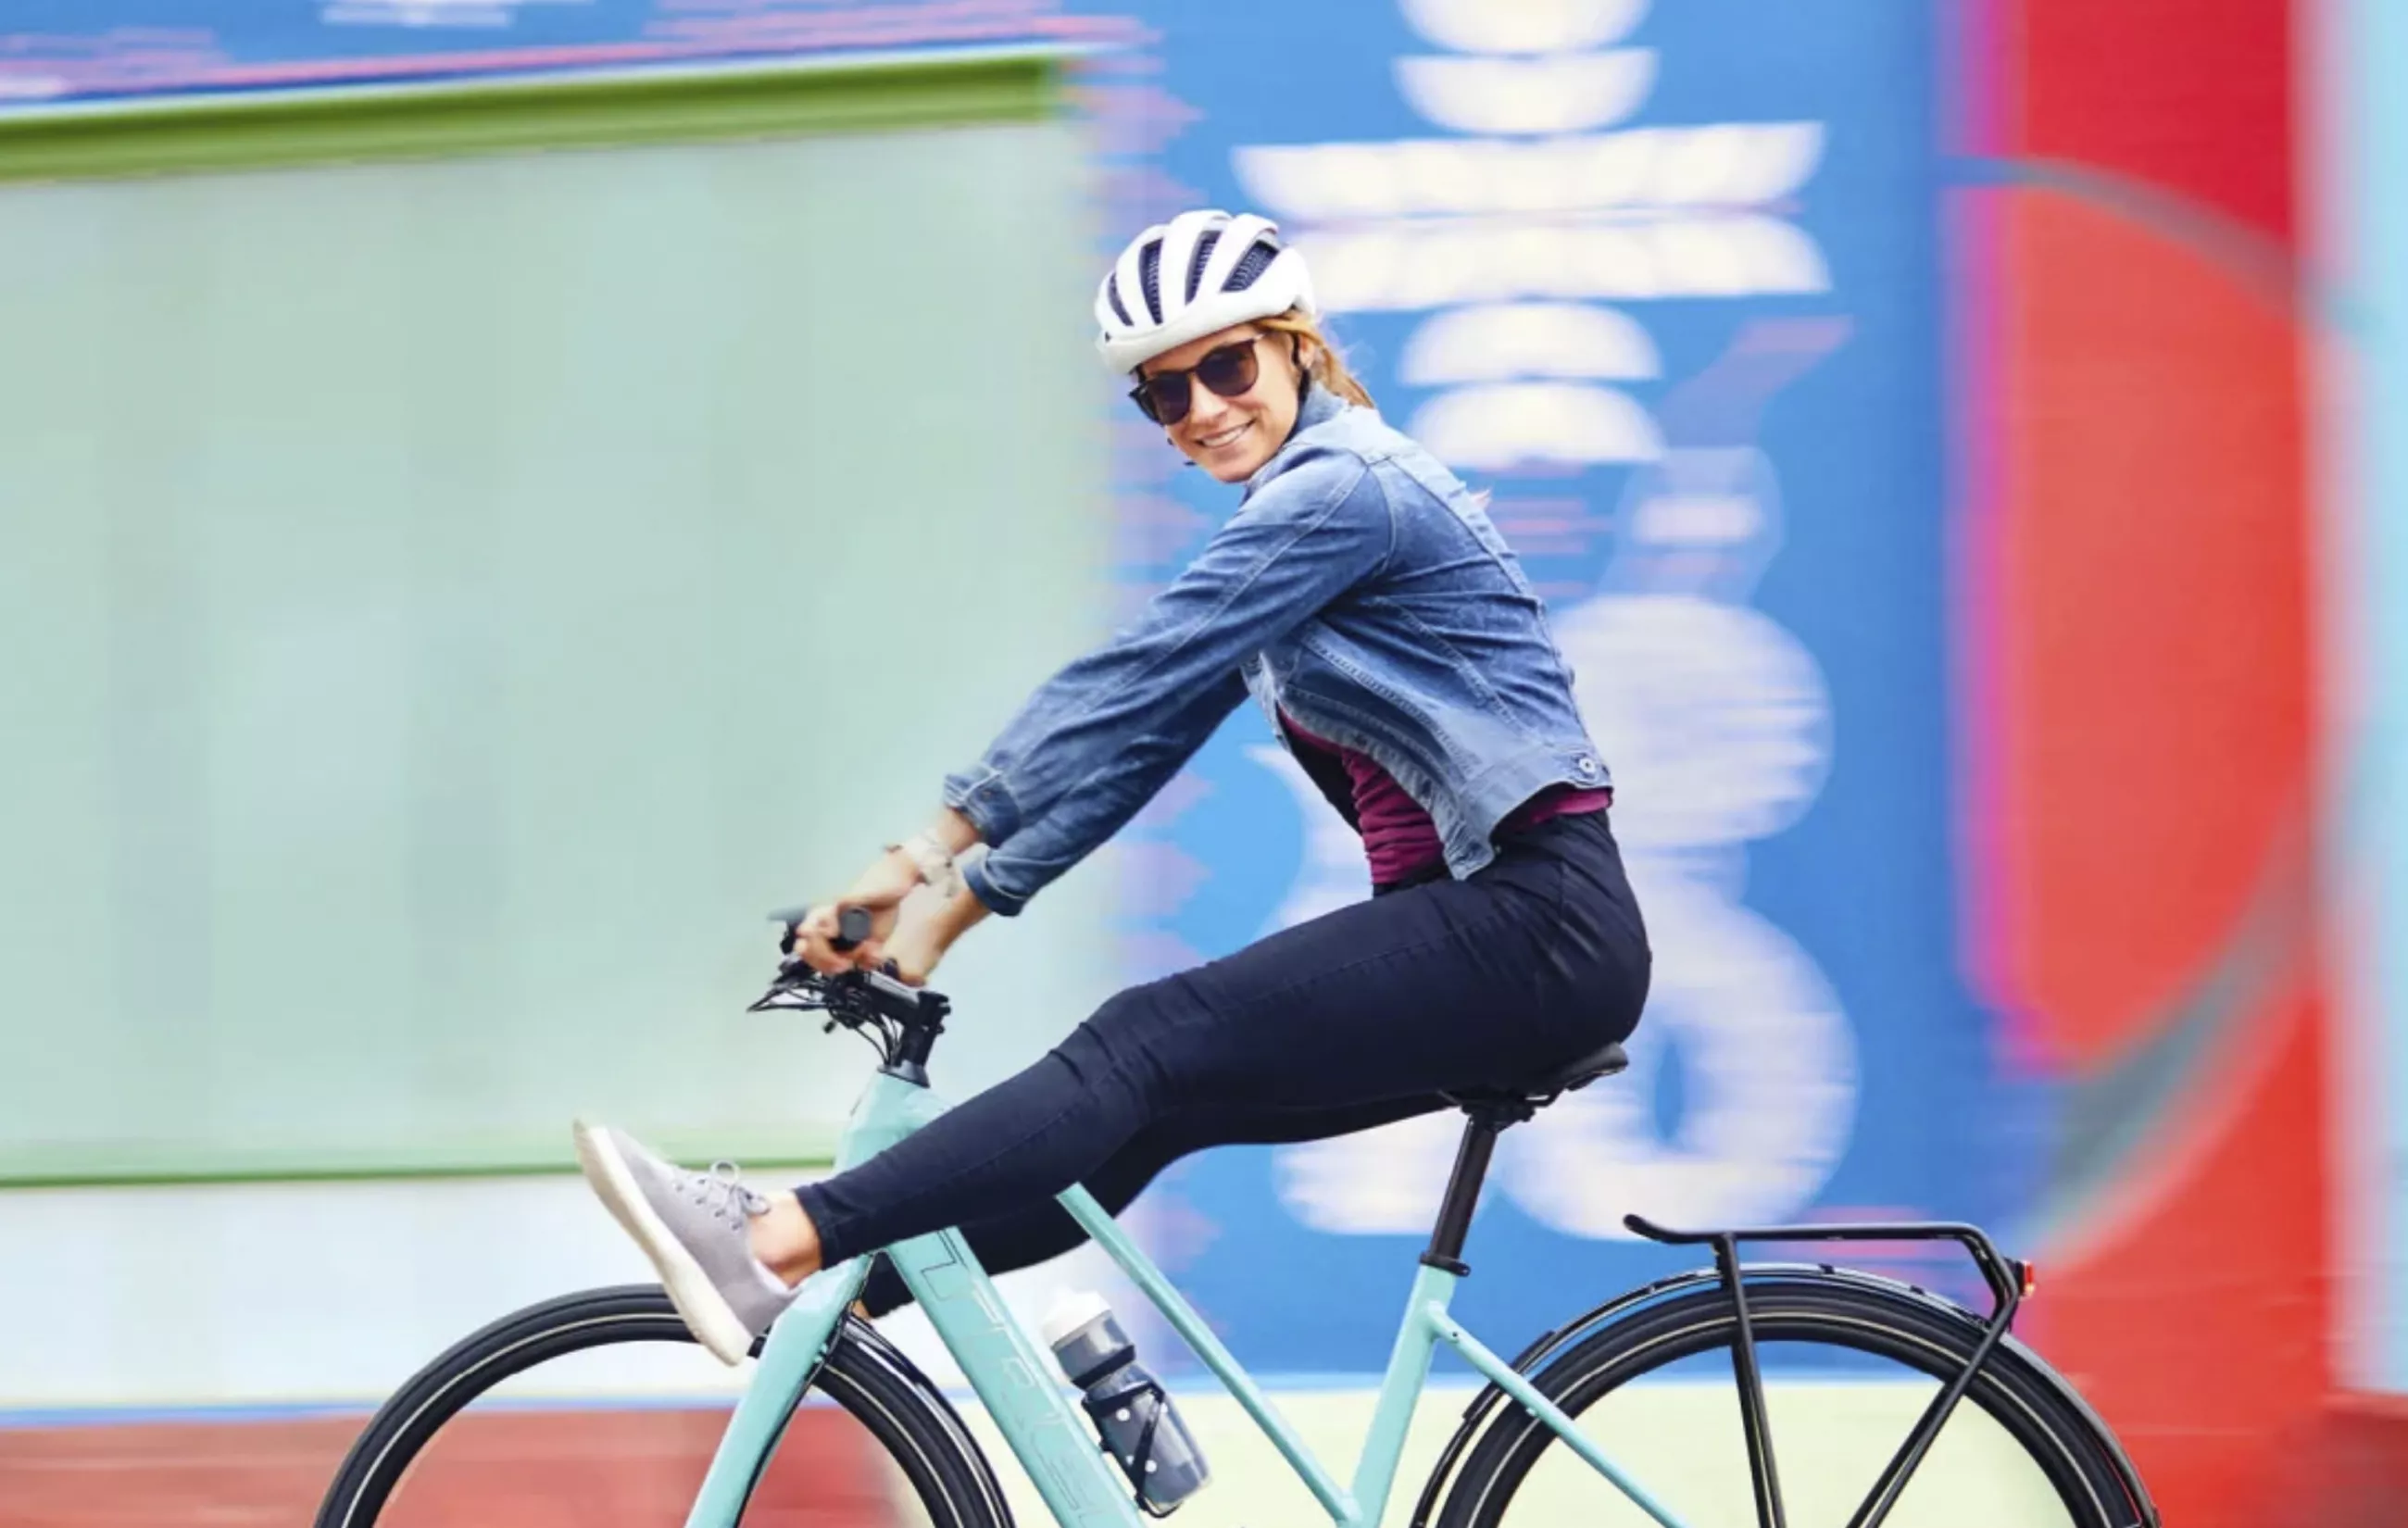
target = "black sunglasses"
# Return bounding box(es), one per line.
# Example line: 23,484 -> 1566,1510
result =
1129,335 -> 1264,425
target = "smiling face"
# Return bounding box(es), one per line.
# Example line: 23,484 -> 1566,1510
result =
1138,323 -> 1309,482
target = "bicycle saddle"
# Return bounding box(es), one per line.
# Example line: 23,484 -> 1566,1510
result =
1445,1040 -> 1628,1113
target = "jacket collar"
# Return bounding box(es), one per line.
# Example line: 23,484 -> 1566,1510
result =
1245,382 -> 1348,496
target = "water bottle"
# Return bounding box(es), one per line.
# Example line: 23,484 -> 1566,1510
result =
1042,1291 -> 1210,1514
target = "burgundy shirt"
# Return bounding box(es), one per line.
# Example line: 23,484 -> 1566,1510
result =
1281,712 -> 1612,887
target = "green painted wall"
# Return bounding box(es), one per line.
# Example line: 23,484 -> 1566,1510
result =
0,58 -> 1118,1184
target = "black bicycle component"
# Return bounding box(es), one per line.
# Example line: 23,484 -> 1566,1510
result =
1427,1270 -> 2157,1528
1624,1213 -> 2030,1528
1712,1235 -> 1787,1528
1420,1043 -> 1628,1276
770,903 -> 875,956
1420,1108 -> 1511,1276
1626,1211 -> 2027,1312
313,1285 -> 1010,1528
1410,1264 -> 1733,1528
833,905 -> 873,951
1411,1236 -> 2154,1528
1078,1371 -> 1179,1518
747,938 -> 951,1082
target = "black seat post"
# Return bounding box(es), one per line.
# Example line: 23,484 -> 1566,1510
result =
1422,1107 -> 1516,1275
1420,1042 -> 1625,1274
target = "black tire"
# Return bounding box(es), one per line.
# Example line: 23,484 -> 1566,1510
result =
314,1284 -> 1010,1528
1436,1271 -> 2153,1528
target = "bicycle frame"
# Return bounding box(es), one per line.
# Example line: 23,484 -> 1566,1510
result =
678,1067 -> 1690,1528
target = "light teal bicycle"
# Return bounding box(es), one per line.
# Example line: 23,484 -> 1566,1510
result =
318,921 -> 2159,1528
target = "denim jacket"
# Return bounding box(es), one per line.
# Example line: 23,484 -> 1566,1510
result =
942,384 -> 1612,916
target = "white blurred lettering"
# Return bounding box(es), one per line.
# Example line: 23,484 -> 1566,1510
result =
1399,0 -> 1650,55
1394,51 -> 1658,137
1233,126 -> 1826,221
1399,303 -> 1662,384
1409,383 -> 1664,469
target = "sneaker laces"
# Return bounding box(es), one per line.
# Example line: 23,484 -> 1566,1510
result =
685,1159 -> 771,1226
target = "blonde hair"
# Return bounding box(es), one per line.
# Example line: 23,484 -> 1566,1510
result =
1256,308 -> 1376,411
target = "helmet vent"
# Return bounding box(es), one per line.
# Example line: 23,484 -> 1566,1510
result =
1226,240 -> 1277,294
1138,241 -> 1164,323
1184,230 -> 1222,304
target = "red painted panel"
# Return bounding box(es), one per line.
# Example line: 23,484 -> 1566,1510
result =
1975,72 -> 2329,1524
2268,1394 -> 2408,1527
2038,993 -> 2328,1524
1991,194 -> 2311,1058
2008,0 -> 2299,242
0,1408 -> 898,1528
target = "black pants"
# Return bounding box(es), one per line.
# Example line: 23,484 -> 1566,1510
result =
794,811 -> 1651,1316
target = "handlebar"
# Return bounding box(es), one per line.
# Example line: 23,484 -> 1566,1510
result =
751,904 -> 949,1072
746,956 -> 938,1035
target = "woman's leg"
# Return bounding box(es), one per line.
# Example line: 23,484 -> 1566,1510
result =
855,1093 -> 1448,1315
797,817 -> 1647,1276
577,814 -> 1646,1360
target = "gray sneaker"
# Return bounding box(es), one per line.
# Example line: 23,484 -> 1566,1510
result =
572,1121 -> 799,1365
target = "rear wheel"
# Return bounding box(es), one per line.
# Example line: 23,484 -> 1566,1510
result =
314,1284 -> 1010,1528
1436,1273 -> 2153,1528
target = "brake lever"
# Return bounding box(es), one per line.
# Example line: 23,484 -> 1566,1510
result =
746,977 -> 821,1013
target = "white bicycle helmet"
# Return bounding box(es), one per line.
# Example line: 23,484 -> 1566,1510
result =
1095,209 -> 1317,375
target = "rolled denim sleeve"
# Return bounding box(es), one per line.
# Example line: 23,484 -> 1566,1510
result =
943,447 -> 1392,915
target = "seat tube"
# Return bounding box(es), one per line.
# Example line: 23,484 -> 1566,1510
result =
1351,1259 -> 1459,1528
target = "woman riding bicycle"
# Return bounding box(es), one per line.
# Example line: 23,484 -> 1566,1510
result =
576,210 -> 1653,1366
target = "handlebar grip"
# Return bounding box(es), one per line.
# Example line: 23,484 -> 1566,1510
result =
769,905 -> 874,958
832,906 -> 873,953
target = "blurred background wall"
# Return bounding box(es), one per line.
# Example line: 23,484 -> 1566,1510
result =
0,1 -> 2399,1524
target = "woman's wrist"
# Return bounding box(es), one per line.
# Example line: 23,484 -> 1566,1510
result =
927,806 -> 983,857
931,876 -> 993,937
878,808 -> 985,901
888,833 -> 960,896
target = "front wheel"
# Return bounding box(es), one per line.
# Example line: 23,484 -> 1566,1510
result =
315,1284 -> 1010,1528
1436,1271 -> 2155,1528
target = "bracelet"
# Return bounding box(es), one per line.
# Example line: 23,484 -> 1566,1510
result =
888,832 -> 964,897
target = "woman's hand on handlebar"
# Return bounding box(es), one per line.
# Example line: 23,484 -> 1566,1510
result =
784,848 -> 922,975
783,809 -> 992,983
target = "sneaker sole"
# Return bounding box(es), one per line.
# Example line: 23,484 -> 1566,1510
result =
572,1121 -> 756,1367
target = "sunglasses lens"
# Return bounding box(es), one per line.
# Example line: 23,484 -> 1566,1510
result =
1196,343 -> 1260,400
1133,339 -> 1260,428
1135,373 -> 1192,425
